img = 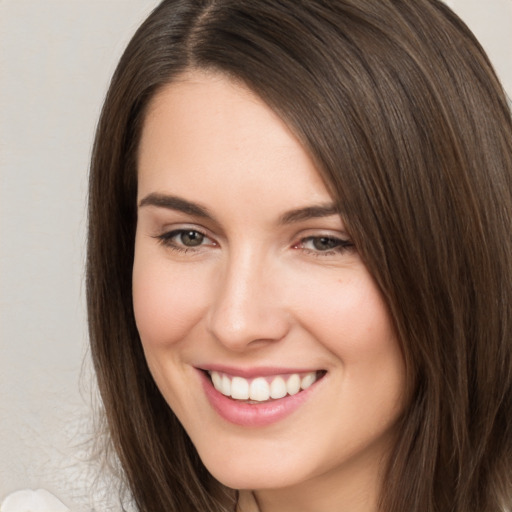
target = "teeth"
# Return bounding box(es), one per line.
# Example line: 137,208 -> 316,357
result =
270,376 -> 287,399
250,377 -> 270,401
301,372 -> 316,390
231,376 -> 249,399
209,370 -> 320,402
286,374 -> 301,395
211,371 -> 222,391
220,374 -> 231,396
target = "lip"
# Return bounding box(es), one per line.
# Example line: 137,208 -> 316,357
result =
199,364 -> 320,379
197,367 -> 325,427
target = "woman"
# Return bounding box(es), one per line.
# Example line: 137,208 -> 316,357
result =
87,1 -> 512,511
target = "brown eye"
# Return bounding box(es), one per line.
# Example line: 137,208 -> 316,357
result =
311,237 -> 341,251
297,235 -> 354,255
156,228 -> 214,251
180,230 -> 205,247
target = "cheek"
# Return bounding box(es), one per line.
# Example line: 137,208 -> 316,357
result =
294,271 -> 397,357
293,269 -> 405,410
132,251 -> 210,349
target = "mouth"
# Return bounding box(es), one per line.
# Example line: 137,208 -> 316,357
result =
206,369 -> 326,403
199,367 -> 327,426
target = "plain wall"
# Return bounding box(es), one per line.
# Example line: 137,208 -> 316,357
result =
0,1 -> 510,509
0,2 -> 159,510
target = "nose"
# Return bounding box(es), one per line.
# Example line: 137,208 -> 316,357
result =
206,250 -> 290,351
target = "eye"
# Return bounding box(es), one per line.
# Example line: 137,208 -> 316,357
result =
175,230 -> 206,247
296,235 -> 354,255
155,228 -> 216,252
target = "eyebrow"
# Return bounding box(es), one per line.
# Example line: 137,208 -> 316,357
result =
139,193 -> 215,219
278,204 -> 341,224
139,193 -> 340,224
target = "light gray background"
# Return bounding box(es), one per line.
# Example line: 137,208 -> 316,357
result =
1,0 -> 511,509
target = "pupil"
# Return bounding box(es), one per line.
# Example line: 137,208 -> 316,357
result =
313,237 -> 337,251
182,231 -> 204,246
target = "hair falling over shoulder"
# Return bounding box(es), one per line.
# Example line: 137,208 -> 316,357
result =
87,1 -> 512,510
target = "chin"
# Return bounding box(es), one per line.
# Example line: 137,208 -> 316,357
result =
194,439 -> 319,492
207,462 -> 302,491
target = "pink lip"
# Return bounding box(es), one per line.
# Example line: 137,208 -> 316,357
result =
199,364 -> 319,379
198,369 -> 323,427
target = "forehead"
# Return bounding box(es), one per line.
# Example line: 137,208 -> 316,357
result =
140,71 -> 304,170
137,71 -> 332,215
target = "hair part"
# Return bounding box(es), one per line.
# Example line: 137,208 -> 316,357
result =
87,1 -> 512,510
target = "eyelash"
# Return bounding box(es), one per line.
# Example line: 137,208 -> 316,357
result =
294,236 -> 354,256
154,229 -> 354,256
154,229 -> 215,253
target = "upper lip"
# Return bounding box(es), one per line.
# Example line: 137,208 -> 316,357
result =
197,365 -> 325,379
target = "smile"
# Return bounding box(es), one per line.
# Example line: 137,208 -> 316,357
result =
208,370 -> 324,402
200,368 -> 327,426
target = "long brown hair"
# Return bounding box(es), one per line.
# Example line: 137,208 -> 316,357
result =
87,1 -> 512,510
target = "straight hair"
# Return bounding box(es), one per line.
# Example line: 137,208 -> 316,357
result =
87,1 -> 512,510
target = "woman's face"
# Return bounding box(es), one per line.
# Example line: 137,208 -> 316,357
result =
133,71 -> 406,507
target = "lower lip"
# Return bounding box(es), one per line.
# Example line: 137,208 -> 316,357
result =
199,370 -> 321,427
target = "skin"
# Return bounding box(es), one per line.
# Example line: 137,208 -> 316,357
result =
133,70 -> 406,512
